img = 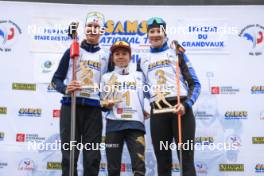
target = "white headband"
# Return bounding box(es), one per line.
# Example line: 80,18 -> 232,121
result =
85,11 -> 105,27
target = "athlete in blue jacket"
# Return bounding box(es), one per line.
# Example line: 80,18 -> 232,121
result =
140,17 -> 201,176
51,12 -> 108,176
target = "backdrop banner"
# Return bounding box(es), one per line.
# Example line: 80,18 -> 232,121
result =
0,1 -> 264,176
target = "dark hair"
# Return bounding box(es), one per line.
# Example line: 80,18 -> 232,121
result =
107,54 -> 115,72
107,49 -> 132,72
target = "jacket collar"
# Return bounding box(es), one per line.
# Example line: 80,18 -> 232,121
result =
150,42 -> 169,53
81,40 -> 101,53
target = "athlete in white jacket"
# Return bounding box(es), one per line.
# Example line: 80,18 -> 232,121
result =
101,40 -> 147,176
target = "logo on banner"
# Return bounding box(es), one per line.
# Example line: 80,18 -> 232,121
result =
211,86 -> 239,95
18,108 -> 42,117
0,162 -> 8,169
47,162 -> 61,170
53,110 -> 60,118
195,137 -> 214,145
226,135 -> 242,148
182,26 -> 224,48
211,86 -> 220,94
32,25 -> 70,42
193,92 -> 218,125
102,20 -> 147,44
41,59 -> 55,73
179,22 -> 234,54
239,24 -> 264,56
0,132 -> 4,141
99,20 -> 149,63
18,158 -> 35,171
225,135 -> 241,162
252,137 -> 264,144
256,164 -> 264,173
0,20 -> 22,52
0,107 -> 7,114
251,85 -> 264,94
219,164 -> 244,172
225,111 -> 248,120
12,83 -> 36,91
34,133 -> 60,152
16,133 -> 45,143
47,83 -> 56,92
194,110 -> 214,120
16,133 -> 25,142
195,161 -> 208,175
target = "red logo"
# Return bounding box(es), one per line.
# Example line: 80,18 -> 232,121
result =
16,133 -> 25,142
53,110 -> 60,118
117,108 -> 123,114
211,86 -> 220,94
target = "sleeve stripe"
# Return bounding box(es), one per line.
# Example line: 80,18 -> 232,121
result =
182,54 -> 201,107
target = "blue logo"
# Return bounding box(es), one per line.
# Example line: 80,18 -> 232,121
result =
195,161 -> 208,175
0,20 -> 22,52
18,108 -> 42,117
251,85 -> 264,94
41,60 -> 55,73
256,164 -> 264,173
18,158 -> 35,171
239,24 -> 264,56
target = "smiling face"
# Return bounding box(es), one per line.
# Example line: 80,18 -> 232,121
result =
112,48 -> 130,67
85,22 -> 102,44
148,27 -> 166,48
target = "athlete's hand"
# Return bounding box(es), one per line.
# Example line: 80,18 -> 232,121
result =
170,40 -> 186,54
68,22 -> 79,39
104,99 -> 115,109
66,80 -> 82,94
173,103 -> 185,115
